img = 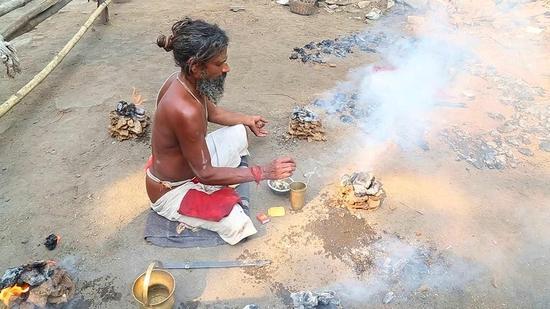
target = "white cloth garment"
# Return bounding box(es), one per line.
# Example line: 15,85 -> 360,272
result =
151,124 -> 256,245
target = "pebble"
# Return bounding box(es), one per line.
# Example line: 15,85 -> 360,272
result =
462,90 -> 476,99
418,284 -> 429,293
357,0 -> 370,8
497,122 -> 517,134
383,291 -> 395,304
517,148 -> 534,156
366,8 -> 382,20
539,140 -> 550,152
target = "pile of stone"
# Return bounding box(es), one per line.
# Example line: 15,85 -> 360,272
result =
108,101 -> 150,141
339,171 -> 386,210
288,107 -> 327,142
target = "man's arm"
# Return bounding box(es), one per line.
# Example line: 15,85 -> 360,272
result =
173,106 -> 294,185
207,100 -> 268,137
206,100 -> 250,126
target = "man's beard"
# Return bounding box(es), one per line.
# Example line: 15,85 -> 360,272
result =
197,72 -> 226,105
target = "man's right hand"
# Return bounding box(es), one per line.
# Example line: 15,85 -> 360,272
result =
262,157 -> 296,180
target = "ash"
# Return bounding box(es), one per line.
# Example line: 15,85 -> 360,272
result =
290,31 -> 401,64
333,236 -> 480,305
291,290 -> 341,309
313,91 -> 377,124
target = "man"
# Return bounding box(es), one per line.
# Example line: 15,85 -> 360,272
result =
146,18 -> 296,245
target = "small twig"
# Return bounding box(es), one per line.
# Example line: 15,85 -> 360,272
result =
262,93 -> 298,102
399,201 -> 424,215
48,108 -> 71,124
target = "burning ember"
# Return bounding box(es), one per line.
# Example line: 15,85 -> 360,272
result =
339,171 -> 386,210
0,261 -> 75,308
287,107 -> 327,142
0,284 -> 29,305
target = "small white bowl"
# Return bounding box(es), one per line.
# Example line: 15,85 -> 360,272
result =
267,178 -> 294,195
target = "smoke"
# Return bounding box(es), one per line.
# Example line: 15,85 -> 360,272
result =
331,236 -> 484,305
313,6 -> 471,167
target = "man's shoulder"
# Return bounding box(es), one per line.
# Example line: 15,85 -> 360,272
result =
160,93 -> 203,123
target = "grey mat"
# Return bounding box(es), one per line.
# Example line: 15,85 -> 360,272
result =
144,156 -> 251,248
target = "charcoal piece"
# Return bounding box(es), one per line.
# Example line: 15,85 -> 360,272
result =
44,234 -> 58,250
0,266 -> 24,289
289,52 -> 299,60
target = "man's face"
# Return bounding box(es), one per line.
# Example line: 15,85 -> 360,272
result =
196,49 -> 230,104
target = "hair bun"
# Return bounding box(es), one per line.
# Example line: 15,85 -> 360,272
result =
156,34 -> 173,52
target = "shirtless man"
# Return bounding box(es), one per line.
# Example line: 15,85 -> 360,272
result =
145,18 -> 296,244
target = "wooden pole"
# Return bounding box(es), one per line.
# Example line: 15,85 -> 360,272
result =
0,0 -> 112,118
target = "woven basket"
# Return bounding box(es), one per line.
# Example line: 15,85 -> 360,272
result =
289,0 -> 316,16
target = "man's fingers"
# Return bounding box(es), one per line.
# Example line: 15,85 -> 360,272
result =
277,156 -> 294,163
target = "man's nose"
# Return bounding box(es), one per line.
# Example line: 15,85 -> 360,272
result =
222,63 -> 230,73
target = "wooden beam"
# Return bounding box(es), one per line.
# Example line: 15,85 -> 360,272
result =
0,0 -> 34,18
9,0 -> 73,39
0,0 -> 113,118
0,0 -> 61,41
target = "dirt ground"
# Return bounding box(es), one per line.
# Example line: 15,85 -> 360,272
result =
1,0 -> 549,308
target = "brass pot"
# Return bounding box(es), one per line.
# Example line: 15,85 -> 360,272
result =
132,262 -> 175,309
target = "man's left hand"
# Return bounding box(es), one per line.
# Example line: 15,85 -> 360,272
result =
246,115 -> 268,137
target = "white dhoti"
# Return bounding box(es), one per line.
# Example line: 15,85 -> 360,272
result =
150,124 -> 257,245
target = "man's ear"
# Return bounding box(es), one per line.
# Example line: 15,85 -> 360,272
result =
190,62 -> 204,78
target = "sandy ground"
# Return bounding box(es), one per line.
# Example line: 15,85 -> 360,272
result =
1,0 -> 549,308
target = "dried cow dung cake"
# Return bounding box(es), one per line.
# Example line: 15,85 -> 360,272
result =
108,101 -> 150,141
288,106 -> 327,142
339,171 -> 386,210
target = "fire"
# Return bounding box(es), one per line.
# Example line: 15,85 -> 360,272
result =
0,284 -> 30,305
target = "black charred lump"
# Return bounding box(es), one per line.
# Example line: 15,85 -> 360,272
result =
44,234 -> 58,250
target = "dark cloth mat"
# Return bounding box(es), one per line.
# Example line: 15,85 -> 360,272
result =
144,156 -> 251,248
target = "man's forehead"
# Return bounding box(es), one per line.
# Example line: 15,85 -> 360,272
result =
212,49 -> 228,62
